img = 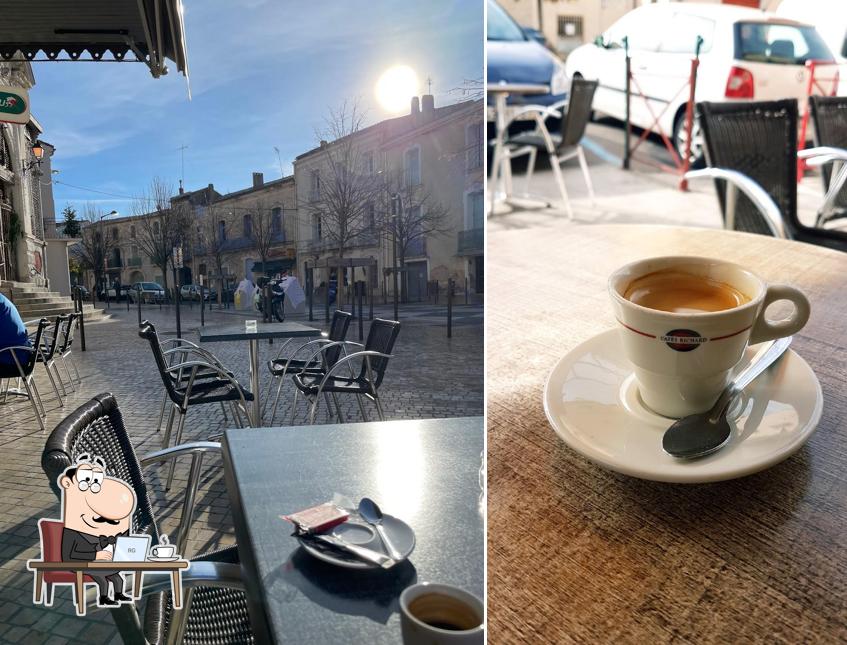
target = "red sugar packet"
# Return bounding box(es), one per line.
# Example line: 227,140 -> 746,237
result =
281,503 -> 349,534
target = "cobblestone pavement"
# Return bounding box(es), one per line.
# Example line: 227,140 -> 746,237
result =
0,301 -> 483,643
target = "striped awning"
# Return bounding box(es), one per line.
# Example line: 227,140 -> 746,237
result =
0,0 -> 189,79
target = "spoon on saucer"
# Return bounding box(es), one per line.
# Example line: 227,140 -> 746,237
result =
662,336 -> 792,460
358,498 -> 403,560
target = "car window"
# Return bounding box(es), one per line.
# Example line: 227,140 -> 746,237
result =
735,22 -> 832,64
605,10 -> 661,52
659,13 -> 715,54
487,0 -> 526,42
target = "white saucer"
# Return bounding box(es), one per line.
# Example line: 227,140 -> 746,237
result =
543,329 -> 823,483
147,555 -> 180,562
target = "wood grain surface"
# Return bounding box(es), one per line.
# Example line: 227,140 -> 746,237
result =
487,224 -> 847,644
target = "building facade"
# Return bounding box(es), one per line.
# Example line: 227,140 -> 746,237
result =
0,61 -> 52,288
293,96 -> 484,301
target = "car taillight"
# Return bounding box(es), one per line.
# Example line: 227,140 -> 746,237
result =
725,66 -> 754,99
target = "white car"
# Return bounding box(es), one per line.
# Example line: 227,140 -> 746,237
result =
565,3 -> 836,165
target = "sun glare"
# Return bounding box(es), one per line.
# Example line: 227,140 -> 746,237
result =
375,65 -> 419,114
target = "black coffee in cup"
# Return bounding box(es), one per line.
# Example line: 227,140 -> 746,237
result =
408,593 -> 482,631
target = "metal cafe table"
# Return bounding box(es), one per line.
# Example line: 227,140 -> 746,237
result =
222,417 -> 484,643
198,322 -> 322,425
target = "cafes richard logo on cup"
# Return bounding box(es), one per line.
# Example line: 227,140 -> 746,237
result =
661,329 -> 706,352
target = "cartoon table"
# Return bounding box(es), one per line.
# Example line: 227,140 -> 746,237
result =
27,560 -> 189,614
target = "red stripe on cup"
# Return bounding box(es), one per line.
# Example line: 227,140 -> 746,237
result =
709,325 -> 752,341
616,320 -> 657,339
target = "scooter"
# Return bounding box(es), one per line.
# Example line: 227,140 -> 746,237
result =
254,277 -> 286,322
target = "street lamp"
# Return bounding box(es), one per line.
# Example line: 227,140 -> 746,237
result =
391,193 -> 401,321
22,140 -> 45,173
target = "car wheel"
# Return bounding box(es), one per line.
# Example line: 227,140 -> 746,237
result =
673,111 -> 705,170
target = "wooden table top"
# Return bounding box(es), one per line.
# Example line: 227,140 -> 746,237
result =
28,560 -> 189,570
487,224 -> 847,643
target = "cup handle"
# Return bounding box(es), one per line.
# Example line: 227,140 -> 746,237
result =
749,284 -> 810,345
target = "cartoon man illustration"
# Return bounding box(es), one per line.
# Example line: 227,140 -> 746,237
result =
58,455 -> 136,606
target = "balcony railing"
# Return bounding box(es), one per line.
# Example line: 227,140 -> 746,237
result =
305,231 -> 379,254
457,228 -> 483,255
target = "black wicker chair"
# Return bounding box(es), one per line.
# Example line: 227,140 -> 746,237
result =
807,95 -> 847,226
264,309 -> 352,424
499,77 -> 599,218
291,318 -> 400,424
40,392 -> 253,644
687,99 -> 847,253
1,318 -> 48,430
54,312 -> 82,393
139,320 -> 252,490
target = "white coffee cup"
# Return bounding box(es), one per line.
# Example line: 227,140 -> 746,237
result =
399,583 -> 484,645
151,544 -> 176,558
609,256 -> 810,418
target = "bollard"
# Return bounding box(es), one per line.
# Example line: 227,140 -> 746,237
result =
368,281 -> 374,321
200,284 -> 205,327
357,281 -> 364,342
173,270 -> 182,339
263,284 -> 273,324
308,270 -> 314,322
325,279 -> 330,323
77,290 -> 86,352
447,278 -> 453,339
136,286 -> 142,326
126,291 -> 130,312
465,277 -> 469,305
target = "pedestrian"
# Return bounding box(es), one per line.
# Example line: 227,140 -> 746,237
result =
0,292 -> 30,368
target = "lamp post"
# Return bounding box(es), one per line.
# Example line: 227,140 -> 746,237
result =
391,193 -> 401,321
97,210 -> 118,301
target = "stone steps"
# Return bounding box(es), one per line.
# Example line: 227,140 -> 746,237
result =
2,281 -> 110,323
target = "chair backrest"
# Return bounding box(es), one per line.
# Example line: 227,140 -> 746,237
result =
359,318 -> 401,388
57,313 -> 79,354
138,320 -> 181,404
0,317 -> 47,378
810,95 -> 847,209
560,78 -> 598,147
38,519 -> 64,563
38,316 -> 63,362
325,310 -> 352,366
697,99 -> 800,237
41,392 -> 159,542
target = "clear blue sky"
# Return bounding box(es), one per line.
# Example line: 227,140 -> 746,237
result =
29,0 -> 483,221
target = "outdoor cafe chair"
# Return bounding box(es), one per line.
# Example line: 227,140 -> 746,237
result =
29,315 -> 68,405
291,318 -> 400,425
686,99 -> 847,253
0,317 -> 48,430
806,95 -> 847,227
54,312 -> 82,393
41,392 -> 252,644
139,320 -> 252,490
264,309 -> 352,424
495,77 -> 598,219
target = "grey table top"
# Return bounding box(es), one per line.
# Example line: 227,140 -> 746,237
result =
198,321 -> 322,342
222,417 -> 485,644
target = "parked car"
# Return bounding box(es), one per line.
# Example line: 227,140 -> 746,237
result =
101,285 -> 132,301
486,0 -> 568,130
128,282 -> 166,303
72,285 -> 89,300
565,3 -> 835,165
179,284 -> 217,301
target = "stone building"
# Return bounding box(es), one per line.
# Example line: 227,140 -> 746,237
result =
293,96 -> 484,301
0,60 -> 51,287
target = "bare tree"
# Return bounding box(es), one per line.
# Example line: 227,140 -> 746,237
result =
380,172 -> 452,302
70,204 -> 117,292
248,199 -> 279,277
302,100 -> 385,305
133,177 -> 191,296
194,200 -> 233,306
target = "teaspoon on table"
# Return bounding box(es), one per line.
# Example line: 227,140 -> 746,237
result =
358,498 -> 403,561
662,336 -> 792,460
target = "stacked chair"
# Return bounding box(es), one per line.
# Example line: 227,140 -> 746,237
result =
0,318 -> 48,430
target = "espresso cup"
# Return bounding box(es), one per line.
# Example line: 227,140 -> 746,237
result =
609,256 -> 810,418
151,544 -> 176,558
399,583 -> 484,645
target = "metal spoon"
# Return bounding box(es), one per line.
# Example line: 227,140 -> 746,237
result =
662,336 -> 792,460
358,498 -> 403,560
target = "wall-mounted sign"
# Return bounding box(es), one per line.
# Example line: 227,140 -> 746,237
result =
0,84 -> 30,125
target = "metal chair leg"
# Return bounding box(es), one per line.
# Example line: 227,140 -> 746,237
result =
373,392 -> 385,421
323,392 -> 335,421
40,362 -> 62,405
69,353 -> 81,384
219,401 -> 230,426
331,393 -> 345,424
162,405 -> 176,450
269,375 -> 286,424
290,389 -> 300,425
166,411 -> 186,491
356,394 -> 369,422
21,376 -> 45,431
59,355 -> 75,392
309,396 -> 321,425
29,377 -> 46,418
51,361 -> 68,397
156,392 -> 168,432
525,148 -> 538,195
577,145 -> 595,203
550,153 -> 573,219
